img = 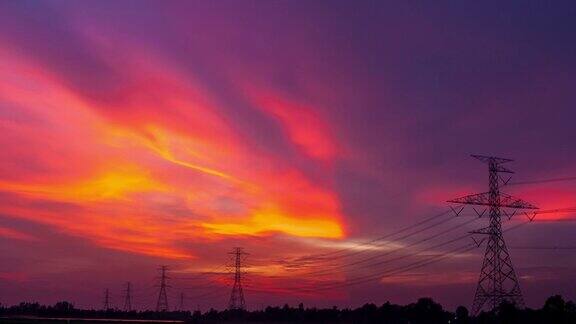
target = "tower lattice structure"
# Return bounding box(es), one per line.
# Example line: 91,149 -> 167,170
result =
156,265 -> 170,312
123,282 -> 132,312
178,292 -> 185,311
228,247 -> 247,310
103,288 -> 111,310
448,155 -> 538,314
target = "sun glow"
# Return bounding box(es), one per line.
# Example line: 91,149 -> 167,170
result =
202,207 -> 343,239
0,166 -> 165,202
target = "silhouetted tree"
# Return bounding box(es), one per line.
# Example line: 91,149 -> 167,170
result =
497,300 -> 519,324
454,305 -> 469,323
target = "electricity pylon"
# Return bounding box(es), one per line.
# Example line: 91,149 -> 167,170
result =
103,288 -> 111,310
156,265 -> 170,312
123,282 -> 132,312
228,247 -> 248,310
178,292 -> 185,311
448,155 -> 538,314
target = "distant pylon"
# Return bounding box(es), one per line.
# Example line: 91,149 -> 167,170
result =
156,265 -> 170,312
123,282 -> 132,312
103,288 -> 111,310
178,292 -> 185,311
448,155 -> 538,314
228,247 -> 248,310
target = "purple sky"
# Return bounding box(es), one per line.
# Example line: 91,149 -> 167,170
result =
0,0 -> 575,312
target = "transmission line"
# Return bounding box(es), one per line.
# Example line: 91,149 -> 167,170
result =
301,216 -> 480,277
251,219 -> 532,295
510,246 -> 576,250
281,211 -> 458,271
534,207 -> 576,215
171,264 -> 228,281
282,210 -> 453,264
278,207 -> 538,283
321,244 -> 478,291
507,176 -> 576,186
288,207 -> 576,264
306,229 -> 476,287
268,242 -> 480,293
251,230 -> 478,293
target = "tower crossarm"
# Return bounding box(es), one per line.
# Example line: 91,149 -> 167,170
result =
471,154 -> 513,165
448,192 -> 538,209
471,155 -> 514,173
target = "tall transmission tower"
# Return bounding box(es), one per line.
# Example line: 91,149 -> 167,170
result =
178,292 -> 185,311
103,288 -> 111,310
123,282 -> 132,312
156,265 -> 170,312
448,155 -> 538,314
228,247 -> 248,310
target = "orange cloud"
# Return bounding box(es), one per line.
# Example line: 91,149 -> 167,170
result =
0,165 -> 166,202
202,205 -> 343,238
0,41 -> 345,260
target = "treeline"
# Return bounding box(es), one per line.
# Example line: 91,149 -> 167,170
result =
0,301 -> 191,321
0,295 -> 575,323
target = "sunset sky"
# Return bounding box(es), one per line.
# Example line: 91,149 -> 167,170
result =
0,0 -> 575,311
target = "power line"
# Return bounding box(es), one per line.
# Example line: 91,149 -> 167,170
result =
281,210 -> 453,265
72,209 -> 562,310
244,219 -> 532,295
279,211 -> 459,273
325,212 -> 458,260
300,216 -> 480,277
171,264 -> 228,281
251,222 -> 496,294
286,242 -> 481,293
240,220 -> 532,296
507,176 -> 576,186
285,214 -> 451,267
534,207 -> 576,215
253,204 -> 557,295
173,270 -> 229,292
305,229 -> 477,291
273,219 -> 534,292
510,246 -> 576,250
178,282 -> 227,291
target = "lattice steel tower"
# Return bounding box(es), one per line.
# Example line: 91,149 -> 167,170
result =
178,292 -> 185,311
448,155 -> 538,314
228,247 -> 247,310
103,288 -> 111,310
123,282 -> 132,312
156,265 -> 170,312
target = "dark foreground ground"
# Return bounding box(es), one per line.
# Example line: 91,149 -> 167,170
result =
0,318 -> 183,323
1,295 -> 575,323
